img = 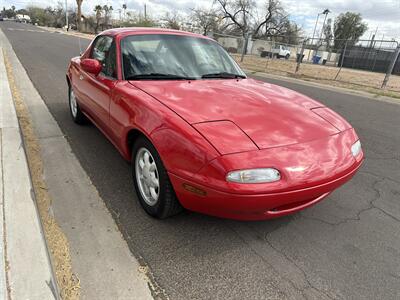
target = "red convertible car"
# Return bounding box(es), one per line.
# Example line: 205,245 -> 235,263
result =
66,28 -> 363,220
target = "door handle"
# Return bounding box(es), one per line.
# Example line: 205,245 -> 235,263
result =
79,74 -> 84,80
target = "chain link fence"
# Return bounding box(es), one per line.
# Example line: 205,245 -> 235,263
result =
214,32 -> 400,92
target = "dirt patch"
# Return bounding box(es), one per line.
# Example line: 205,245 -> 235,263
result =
3,51 -> 80,299
233,54 -> 400,99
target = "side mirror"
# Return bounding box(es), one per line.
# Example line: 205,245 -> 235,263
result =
81,58 -> 102,76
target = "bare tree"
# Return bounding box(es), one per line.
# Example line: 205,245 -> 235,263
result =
215,0 -> 290,37
191,8 -> 219,35
162,12 -> 181,30
216,0 -> 253,36
253,0 -> 288,37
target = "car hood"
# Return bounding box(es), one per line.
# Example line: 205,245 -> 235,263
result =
130,79 -> 347,150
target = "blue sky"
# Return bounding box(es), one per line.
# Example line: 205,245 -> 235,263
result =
1,0 -> 399,40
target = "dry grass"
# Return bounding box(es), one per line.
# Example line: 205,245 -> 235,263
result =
3,51 -> 80,299
232,54 -> 400,98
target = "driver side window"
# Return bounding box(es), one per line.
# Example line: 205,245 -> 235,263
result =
91,36 -> 116,78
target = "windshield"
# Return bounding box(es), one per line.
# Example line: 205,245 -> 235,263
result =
121,34 -> 246,80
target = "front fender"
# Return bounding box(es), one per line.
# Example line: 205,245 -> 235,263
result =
111,81 -> 219,178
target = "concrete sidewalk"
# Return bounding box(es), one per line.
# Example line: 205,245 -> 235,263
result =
1,27 -> 154,299
1,48 -> 59,298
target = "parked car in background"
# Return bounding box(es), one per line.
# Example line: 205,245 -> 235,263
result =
66,28 -> 363,221
0,15 -> 4,21
261,44 -> 291,59
15,14 -> 31,23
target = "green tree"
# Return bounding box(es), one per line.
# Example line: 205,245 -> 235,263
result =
3,7 -> 16,18
280,21 -> 301,45
334,12 -> 368,50
27,6 -> 52,26
3,5 -> 17,18
121,12 -> 156,27
16,9 -> 29,15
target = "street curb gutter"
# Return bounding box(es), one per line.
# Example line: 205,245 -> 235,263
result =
1,47 -> 59,299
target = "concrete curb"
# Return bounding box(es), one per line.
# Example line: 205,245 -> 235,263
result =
1,47 -> 59,299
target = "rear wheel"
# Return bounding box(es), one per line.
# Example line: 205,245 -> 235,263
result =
132,136 -> 182,218
285,54 -> 290,60
68,86 -> 87,124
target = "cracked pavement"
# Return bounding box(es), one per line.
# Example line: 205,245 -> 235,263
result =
1,22 -> 400,300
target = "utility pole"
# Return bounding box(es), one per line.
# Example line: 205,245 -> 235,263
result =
307,13 -> 320,61
369,34 -> 375,48
311,13 -> 320,46
308,9 -> 330,61
316,9 -> 330,56
65,0 -> 68,31
318,10 -> 330,41
382,45 -> 400,88
372,26 -> 378,48
144,4 -> 147,20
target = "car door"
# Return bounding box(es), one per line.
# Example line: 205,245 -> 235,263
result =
80,35 -> 117,134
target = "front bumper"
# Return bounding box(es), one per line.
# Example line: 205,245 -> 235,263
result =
169,160 -> 362,220
169,129 -> 363,220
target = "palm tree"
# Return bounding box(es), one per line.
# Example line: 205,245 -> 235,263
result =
103,5 -> 113,27
76,0 -> 83,32
122,4 -> 127,21
94,5 -> 102,33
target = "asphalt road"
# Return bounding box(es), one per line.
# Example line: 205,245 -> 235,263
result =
2,22 -> 400,300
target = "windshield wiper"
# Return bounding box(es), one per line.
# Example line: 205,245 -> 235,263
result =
201,72 -> 246,79
126,73 -> 196,80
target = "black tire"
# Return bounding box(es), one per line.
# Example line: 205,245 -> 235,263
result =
68,85 -> 87,125
131,136 -> 183,219
285,54 -> 290,60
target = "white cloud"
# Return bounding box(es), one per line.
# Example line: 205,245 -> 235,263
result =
282,0 -> 400,39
